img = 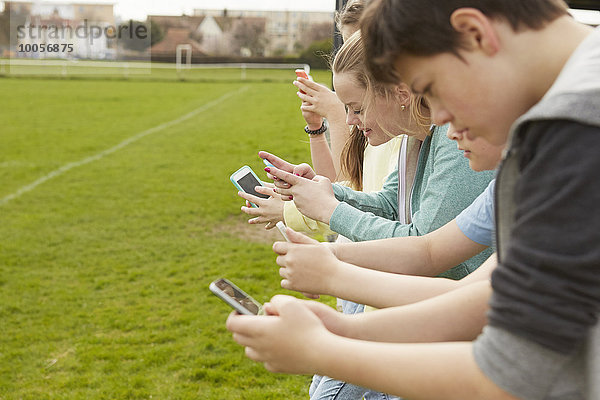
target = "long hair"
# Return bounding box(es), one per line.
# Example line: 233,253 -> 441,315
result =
332,31 -> 430,190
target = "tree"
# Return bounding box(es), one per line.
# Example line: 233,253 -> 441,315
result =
301,22 -> 333,48
299,38 -> 333,70
229,18 -> 268,57
119,20 -> 152,52
150,21 -> 164,47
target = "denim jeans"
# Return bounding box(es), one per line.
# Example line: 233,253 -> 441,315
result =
309,301 -> 402,400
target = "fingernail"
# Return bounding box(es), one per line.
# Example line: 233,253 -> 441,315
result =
289,195 -> 293,200
295,173 -> 300,176
264,167 -> 270,172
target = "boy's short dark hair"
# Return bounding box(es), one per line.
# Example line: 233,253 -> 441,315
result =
361,0 -> 569,83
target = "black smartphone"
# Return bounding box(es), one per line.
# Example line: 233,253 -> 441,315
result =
209,278 -> 263,316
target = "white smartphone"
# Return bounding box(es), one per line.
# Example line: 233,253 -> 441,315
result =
231,165 -> 291,242
209,278 -> 264,315
230,165 -> 270,207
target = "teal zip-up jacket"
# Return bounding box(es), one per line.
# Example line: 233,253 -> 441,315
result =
329,124 -> 494,280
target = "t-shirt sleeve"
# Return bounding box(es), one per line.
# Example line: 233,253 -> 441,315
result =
455,179 -> 496,246
488,120 -> 600,354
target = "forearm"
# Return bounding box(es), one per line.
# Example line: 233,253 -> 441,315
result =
332,221 -> 487,276
314,337 -> 516,400
326,111 -> 351,180
342,280 -> 492,343
309,133 -> 337,181
327,261 -> 462,309
326,253 -> 497,310
333,235 -> 432,274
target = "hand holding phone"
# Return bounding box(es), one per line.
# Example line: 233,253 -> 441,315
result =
295,69 -> 311,94
210,278 -> 264,315
231,165 -> 291,242
230,165 -> 269,208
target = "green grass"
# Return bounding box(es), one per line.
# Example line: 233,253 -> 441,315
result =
0,72 -> 333,399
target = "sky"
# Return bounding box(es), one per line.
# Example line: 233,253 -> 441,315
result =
2,1 -> 337,21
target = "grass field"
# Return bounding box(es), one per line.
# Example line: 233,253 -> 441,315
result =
0,70 -> 333,399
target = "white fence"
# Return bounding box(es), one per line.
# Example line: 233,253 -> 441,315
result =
0,58 -> 311,80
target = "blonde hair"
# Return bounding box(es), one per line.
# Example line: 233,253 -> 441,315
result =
335,0 -> 366,33
332,31 -> 430,190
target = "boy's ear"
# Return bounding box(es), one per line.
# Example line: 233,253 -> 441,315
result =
450,8 -> 500,56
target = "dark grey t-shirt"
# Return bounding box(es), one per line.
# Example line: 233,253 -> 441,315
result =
474,120 -> 600,400
489,119 -> 600,354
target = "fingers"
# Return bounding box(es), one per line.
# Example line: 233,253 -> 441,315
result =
286,228 -> 319,245
293,163 -> 316,179
272,179 -> 291,189
264,222 -> 276,230
263,302 -> 279,316
238,191 -> 264,207
274,187 -> 293,198
302,292 -> 321,300
254,185 -> 277,197
296,90 -> 313,103
258,151 -> 295,173
226,312 -> 260,336
264,166 -> 300,185
273,241 -> 290,255
294,77 -> 320,95
300,103 -> 316,112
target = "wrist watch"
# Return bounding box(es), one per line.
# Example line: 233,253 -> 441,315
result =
304,120 -> 328,135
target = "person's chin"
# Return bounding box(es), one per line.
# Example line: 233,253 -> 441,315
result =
468,159 -> 486,172
367,137 -> 384,146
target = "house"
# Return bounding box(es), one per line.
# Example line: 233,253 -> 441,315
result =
150,14 -> 267,57
194,8 -> 333,56
149,27 -> 205,58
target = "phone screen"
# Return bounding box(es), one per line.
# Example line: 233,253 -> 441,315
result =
213,279 -> 263,315
237,172 -> 269,199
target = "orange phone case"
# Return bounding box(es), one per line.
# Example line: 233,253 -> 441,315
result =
295,69 -> 309,93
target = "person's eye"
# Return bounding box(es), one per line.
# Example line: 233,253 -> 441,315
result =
423,84 -> 432,95
344,105 -> 362,115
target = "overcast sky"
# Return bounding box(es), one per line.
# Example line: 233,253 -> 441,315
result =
2,1 -> 337,21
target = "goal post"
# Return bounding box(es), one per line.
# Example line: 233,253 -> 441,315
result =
176,45 -> 192,71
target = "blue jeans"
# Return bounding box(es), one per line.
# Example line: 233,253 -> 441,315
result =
309,301 -> 402,400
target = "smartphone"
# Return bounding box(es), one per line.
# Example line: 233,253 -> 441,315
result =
262,158 -> 275,168
295,69 -> 311,94
209,278 -> 264,315
230,165 -> 269,207
231,165 -> 291,242
295,69 -> 309,80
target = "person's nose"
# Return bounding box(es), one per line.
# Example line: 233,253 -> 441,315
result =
446,124 -> 462,141
429,100 -> 453,127
346,111 -> 361,127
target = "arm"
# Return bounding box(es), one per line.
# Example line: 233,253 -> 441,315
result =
329,129 -> 494,243
267,166 -> 399,228
227,293 -> 517,400
274,228 -> 494,307
325,253 -> 496,309
331,219 -> 488,276
295,78 -> 349,180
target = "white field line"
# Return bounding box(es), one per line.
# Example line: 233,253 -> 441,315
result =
0,86 -> 248,207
